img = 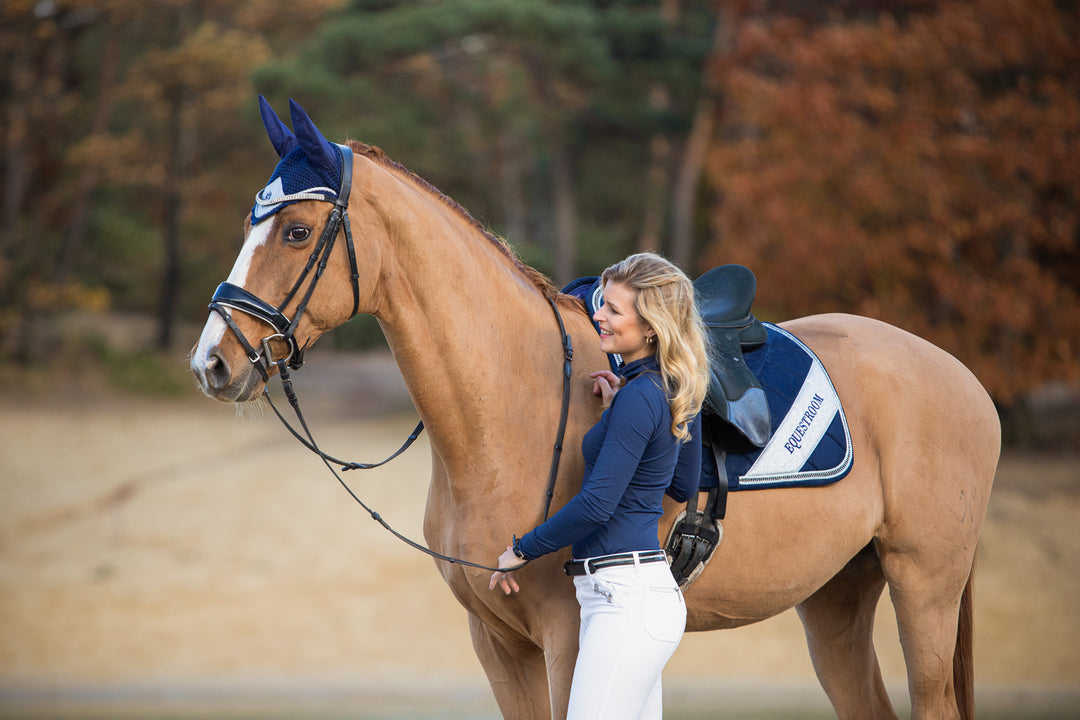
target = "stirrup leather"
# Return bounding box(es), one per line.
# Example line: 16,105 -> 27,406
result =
665,477 -> 726,588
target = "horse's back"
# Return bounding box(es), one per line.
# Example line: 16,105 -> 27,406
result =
781,313 -> 1000,472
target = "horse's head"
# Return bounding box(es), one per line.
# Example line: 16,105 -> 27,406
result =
191,97 -> 373,402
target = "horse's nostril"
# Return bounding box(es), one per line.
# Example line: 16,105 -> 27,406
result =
205,350 -> 231,391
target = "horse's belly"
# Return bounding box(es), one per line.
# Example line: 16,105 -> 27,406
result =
670,479 -> 880,629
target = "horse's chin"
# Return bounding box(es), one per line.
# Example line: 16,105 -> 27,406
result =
231,392 -> 270,418
194,370 -> 265,404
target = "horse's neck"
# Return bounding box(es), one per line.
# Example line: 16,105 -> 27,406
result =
368,178 -> 561,482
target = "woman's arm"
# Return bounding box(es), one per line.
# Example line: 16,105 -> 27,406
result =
515,382 -> 659,559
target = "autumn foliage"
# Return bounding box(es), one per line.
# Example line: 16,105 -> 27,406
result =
705,0 -> 1079,402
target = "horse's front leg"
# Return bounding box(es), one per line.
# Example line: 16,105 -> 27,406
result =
469,611 -> 556,719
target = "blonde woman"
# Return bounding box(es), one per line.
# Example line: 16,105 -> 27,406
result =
491,252 -> 710,719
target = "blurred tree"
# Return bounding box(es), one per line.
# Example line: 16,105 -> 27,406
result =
705,0 -> 1079,402
1,0 -> 112,360
0,0 -> 340,358
256,0 -> 717,283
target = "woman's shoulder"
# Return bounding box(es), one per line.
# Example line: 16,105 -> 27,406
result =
613,370 -> 668,413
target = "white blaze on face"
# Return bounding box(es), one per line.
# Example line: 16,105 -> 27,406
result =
192,221 -> 275,376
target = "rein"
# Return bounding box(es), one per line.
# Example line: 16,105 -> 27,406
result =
261,294 -> 573,573
209,144 -> 574,573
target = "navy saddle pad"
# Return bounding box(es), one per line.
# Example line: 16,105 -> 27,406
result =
704,323 -> 853,491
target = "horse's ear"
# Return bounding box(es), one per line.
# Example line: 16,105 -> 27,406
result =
289,98 -> 339,174
259,95 -> 297,158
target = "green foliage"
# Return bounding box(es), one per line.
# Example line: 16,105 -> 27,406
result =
1,0 -> 717,368
86,199 -> 160,310
256,0 -> 717,282
0,0 -> 343,361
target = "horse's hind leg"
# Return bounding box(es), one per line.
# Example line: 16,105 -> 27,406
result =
877,547 -> 975,720
796,543 -> 898,720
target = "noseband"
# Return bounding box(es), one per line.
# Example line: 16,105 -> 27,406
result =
208,143 -> 360,380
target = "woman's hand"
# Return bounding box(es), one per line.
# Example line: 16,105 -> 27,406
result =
590,370 -> 621,408
489,546 -> 526,595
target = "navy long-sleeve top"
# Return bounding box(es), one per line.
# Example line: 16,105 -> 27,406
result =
517,356 -> 701,561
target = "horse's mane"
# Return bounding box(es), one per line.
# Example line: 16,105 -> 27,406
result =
348,141 -> 565,304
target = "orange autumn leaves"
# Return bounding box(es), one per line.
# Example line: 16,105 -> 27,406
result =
705,0 -> 1079,402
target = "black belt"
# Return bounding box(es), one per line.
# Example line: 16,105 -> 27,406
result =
564,550 -> 668,576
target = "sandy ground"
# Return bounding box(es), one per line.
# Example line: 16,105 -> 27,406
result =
1,349 -> 1078,718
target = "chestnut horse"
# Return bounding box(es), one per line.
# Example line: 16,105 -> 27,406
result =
190,100 -> 999,719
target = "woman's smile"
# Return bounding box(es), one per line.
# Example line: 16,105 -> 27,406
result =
593,281 -> 655,362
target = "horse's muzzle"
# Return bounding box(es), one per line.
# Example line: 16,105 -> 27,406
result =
190,345 -> 264,403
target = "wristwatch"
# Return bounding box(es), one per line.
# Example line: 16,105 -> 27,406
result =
512,535 -> 529,561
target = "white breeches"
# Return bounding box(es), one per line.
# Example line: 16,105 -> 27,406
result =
567,555 -> 686,719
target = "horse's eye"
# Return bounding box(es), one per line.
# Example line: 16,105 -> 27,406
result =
285,226 -> 311,245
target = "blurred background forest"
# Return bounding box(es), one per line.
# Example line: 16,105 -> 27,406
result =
1,0 -> 1078,443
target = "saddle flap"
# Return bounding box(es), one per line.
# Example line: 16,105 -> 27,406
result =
694,266 -> 772,448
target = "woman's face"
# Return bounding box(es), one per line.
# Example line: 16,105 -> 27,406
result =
593,281 -> 656,362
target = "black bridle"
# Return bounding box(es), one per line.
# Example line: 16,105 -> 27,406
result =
208,144 -> 573,573
209,144 -> 360,378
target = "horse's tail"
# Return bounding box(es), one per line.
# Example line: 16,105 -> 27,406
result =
953,559 -> 975,720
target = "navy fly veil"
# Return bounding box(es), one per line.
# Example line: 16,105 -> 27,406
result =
251,96 -> 345,225
210,96 -> 360,373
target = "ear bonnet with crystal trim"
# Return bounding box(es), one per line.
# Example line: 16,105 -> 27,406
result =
251,95 -> 344,224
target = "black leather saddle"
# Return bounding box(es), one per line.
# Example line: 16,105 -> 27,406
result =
666,264 -> 772,587
694,264 -> 771,449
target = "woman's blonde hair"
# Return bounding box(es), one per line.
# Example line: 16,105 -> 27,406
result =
602,252 -> 710,441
